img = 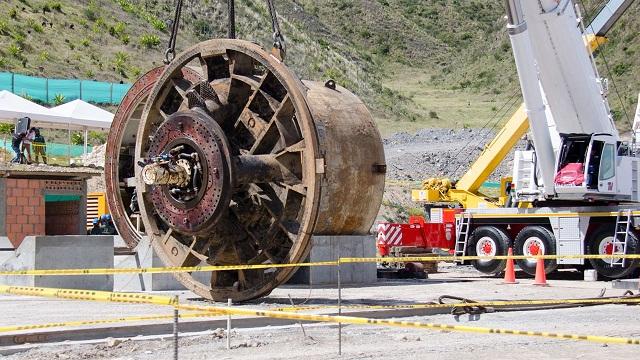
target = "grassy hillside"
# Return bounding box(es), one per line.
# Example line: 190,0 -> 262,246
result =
0,0 -> 638,135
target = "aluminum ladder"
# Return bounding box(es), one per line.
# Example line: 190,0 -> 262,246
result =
611,210 -> 632,267
454,212 -> 472,262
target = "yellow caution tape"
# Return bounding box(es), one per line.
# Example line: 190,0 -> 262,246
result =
0,285 -> 176,306
0,254 -> 639,276
176,304 -> 640,345
343,254 -> 640,263
273,297 -> 640,312
0,261 -> 338,276
2,285 -> 639,345
0,312 -> 219,333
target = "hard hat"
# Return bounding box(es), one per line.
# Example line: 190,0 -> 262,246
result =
104,214 -> 112,221
93,218 -> 99,225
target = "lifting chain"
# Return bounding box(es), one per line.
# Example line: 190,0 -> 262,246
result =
266,0 -> 286,61
164,0 -> 184,64
164,0 -> 285,64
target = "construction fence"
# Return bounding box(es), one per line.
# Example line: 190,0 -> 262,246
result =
1,253 -> 639,358
0,72 -> 131,105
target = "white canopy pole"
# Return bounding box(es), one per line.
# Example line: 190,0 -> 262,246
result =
83,127 -> 88,157
67,122 -> 71,165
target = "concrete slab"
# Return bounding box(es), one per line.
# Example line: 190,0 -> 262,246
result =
114,237 -> 210,292
0,235 -> 114,290
0,237 -> 14,266
290,235 -> 376,285
612,278 -> 640,290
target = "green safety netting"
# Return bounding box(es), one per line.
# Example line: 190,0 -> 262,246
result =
0,72 -> 131,105
1,140 -> 92,157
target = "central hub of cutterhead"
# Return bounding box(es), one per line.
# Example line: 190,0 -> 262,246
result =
145,109 -> 232,235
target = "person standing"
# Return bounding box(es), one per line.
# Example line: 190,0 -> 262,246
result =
21,127 -> 36,164
32,128 -> 47,164
10,131 -> 26,163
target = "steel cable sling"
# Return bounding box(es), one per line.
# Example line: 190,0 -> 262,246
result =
164,0 -> 286,64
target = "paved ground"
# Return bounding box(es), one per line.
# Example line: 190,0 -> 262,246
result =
1,265 -> 639,359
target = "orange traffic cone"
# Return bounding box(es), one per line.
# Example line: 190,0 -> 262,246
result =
503,247 -> 518,284
533,248 -> 549,286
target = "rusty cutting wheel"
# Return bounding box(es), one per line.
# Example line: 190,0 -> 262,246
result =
105,66 -> 203,247
111,39 -> 385,302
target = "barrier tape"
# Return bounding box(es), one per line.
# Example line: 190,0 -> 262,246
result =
176,304 -> 640,345
0,312 -> 219,333
272,297 -> 640,312
0,261 -> 338,276
1,254 -> 639,276
0,285 -> 176,306
1,285 -> 639,345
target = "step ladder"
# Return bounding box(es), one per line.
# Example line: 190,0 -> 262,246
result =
454,212 -> 472,263
611,210 -> 632,267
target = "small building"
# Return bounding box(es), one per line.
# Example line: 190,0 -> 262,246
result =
0,164 -> 101,248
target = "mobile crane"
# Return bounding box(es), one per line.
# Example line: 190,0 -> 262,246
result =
454,0 -> 640,278
411,0 -> 636,209
378,0 -> 640,279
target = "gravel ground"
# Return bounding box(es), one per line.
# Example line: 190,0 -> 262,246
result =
382,128 -> 522,182
1,266 -> 639,359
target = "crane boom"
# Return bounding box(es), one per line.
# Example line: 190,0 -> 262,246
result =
414,0 -> 636,207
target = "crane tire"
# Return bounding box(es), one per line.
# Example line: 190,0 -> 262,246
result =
587,225 -> 640,279
514,226 -> 557,276
468,226 -> 510,275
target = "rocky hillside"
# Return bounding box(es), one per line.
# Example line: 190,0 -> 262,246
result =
0,0 -> 638,130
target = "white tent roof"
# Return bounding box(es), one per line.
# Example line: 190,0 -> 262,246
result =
50,99 -> 114,129
0,91 -> 113,130
0,90 -> 52,120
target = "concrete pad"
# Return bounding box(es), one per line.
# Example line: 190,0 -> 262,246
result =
0,237 -> 14,266
290,235 -> 377,285
114,237 -> 210,292
0,235 -> 114,290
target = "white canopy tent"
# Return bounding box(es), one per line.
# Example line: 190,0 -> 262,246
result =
50,99 -> 114,155
0,91 -> 114,160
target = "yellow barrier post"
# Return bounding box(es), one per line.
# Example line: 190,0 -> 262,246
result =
337,249 -> 342,355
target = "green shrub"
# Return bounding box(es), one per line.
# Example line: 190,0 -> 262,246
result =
0,20 -> 9,35
88,131 -> 107,144
0,123 -> 15,134
48,1 -> 62,12
121,34 -> 130,45
9,9 -> 18,19
113,51 -> 129,76
139,34 -> 160,48
0,57 -> 7,67
38,51 -> 50,61
84,1 -> 99,21
71,132 -> 84,145
150,19 -> 166,31
429,110 -> 439,119
8,43 -> 21,58
53,93 -> 65,105
85,69 -> 95,78
27,19 -> 44,33
81,38 -> 90,47
612,62 -> 631,76
109,22 -> 126,38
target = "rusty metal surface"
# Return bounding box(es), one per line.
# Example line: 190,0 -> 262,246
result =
105,67 -> 203,248
106,39 -> 385,302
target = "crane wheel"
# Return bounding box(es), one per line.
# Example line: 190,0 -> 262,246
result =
513,226 -> 557,276
468,226 -> 509,275
587,225 -> 640,279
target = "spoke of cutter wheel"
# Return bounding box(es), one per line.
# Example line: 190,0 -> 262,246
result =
171,77 -> 192,100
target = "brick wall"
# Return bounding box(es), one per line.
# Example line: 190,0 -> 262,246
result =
45,200 -> 81,235
4,178 -> 46,247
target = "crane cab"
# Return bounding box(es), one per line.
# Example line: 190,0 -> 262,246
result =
554,133 -> 638,201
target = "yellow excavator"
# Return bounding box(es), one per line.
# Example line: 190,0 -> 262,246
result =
411,0 -> 635,209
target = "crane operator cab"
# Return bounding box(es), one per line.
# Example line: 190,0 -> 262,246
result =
553,133 -> 637,201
